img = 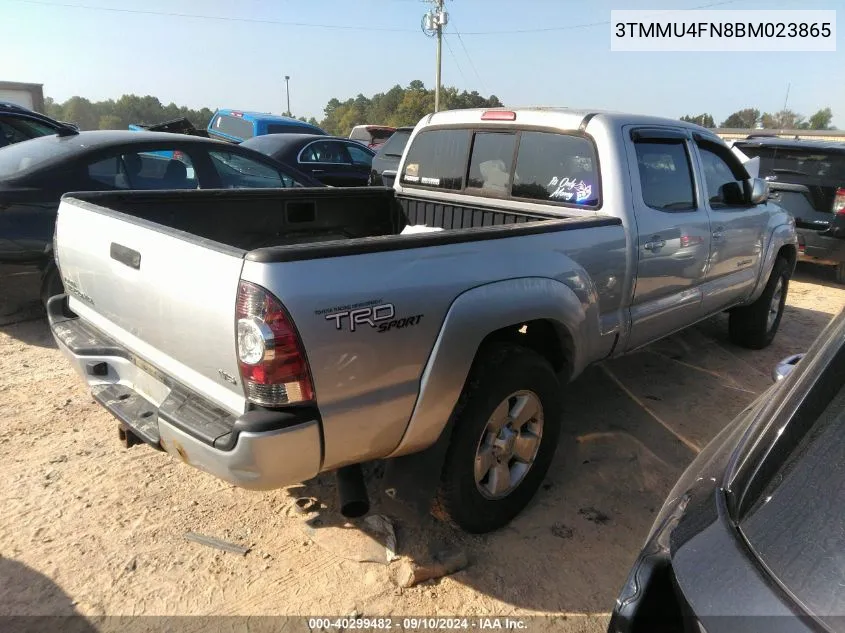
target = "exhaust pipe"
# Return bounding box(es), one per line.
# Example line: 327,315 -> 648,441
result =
336,465 -> 370,518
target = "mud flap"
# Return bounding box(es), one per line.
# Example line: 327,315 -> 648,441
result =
380,419 -> 456,522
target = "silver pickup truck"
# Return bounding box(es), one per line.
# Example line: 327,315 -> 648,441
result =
49,108 -> 797,533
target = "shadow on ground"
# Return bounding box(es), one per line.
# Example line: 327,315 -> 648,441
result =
282,303 -> 835,614
0,266 -> 53,348
0,556 -> 97,632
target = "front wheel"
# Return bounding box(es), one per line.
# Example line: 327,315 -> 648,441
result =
729,257 -> 790,349
436,344 -> 562,533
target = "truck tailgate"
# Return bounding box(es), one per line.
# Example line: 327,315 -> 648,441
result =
55,198 -> 247,414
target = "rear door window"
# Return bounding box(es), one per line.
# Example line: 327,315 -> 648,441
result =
634,141 -> 697,211
512,132 -> 600,205
299,141 -> 353,164
400,129 -> 471,190
209,150 -> 297,188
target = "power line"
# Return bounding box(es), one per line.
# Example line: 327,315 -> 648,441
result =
455,0 -> 745,35
442,34 -> 470,87
8,0 -> 418,32
446,22 -> 487,95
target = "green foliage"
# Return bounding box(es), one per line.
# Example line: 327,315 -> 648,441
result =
44,81 -> 503,136
722,107 -> 835,130
720,108 -> 760,128
44,94 -> 215,131
317,80 -> 503,136
679,113 -> 715,128
808,107 -> 834,130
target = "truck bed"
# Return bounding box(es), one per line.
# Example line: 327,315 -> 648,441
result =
65,188 -> 618,261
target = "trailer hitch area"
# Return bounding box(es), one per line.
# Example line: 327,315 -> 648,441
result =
118,424 -> 143,449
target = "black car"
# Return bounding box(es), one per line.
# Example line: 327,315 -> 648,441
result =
241,133 -> 375,187
609,307 -> 845,633
368,126 -> 413,187
0,130 -> 322,305
0,101 -> 78,148
734,137 -> 845,282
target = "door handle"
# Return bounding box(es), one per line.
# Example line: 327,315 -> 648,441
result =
643,238 -> 666,251
311,169 -> 325,174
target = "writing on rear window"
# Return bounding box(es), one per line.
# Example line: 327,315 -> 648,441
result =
401,128 -> 600,207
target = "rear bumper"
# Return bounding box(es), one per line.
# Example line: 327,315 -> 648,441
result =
48,295 -> 322,490
797,228 -> 845,265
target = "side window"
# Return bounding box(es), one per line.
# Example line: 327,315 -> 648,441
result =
347,144 -> 373,167
512,132 -> 600,205
467,132 -> 517,195
212,115 -> 254,141
697,142 -> 749,207
88,156 -> 127,189
300,141 -> 351,164
209,151 -> 295,188
400,129 -> 471,190
634,141 -> 696,211
88,152 -> 198,190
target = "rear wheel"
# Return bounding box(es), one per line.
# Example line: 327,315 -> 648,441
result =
40,262 -> 64,309
436,344 -> 562,533
729,257 -> 790,349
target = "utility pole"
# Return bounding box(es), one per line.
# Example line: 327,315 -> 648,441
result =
422,0 -> 448,112
284,75 -> 291,117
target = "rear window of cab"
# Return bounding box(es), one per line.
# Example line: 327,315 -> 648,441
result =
400,128 -> 600,207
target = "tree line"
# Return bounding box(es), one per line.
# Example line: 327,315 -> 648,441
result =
680,107 -> 835,130
42,80 -> 502,135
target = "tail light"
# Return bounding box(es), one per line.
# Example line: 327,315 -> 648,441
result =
235,281 -> 314,406
834,188 -> 845,216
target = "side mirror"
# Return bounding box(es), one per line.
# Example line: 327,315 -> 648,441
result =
772,354 -> 804,382
748,177 -> 769,205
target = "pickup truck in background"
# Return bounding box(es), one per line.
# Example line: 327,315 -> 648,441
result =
733,136 -> 845,282
49,108 -> 797,533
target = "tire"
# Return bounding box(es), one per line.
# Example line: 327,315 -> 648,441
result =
40,261 -> 64,309
435,343 -> 562,533
836,262 -> 845,285
729,257 -> 790,350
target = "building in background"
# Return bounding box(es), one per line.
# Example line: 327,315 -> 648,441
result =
0,81 -> 45,112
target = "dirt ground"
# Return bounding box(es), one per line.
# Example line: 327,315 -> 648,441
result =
2,262 -> 844,632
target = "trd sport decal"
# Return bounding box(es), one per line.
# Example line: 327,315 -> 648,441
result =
323,303 -> 423,333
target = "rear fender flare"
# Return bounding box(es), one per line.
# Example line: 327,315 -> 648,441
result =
387,276 -> 592,459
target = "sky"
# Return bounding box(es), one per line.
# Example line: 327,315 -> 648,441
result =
5,0 -> 843,127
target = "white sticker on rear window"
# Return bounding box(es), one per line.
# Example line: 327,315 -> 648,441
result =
548,177 -> 593,203
421,177 -> 440,186
405,163 -> 419,177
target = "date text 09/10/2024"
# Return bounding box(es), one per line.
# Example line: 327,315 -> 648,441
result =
306,618 -> 528,630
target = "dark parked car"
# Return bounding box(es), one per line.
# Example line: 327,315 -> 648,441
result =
241,133 -> 375,187
368,126 -> 413,187
0,130 -> 322,305
734,137 -> 845,282
0,101 -> 77,148
609,306 -> 845,633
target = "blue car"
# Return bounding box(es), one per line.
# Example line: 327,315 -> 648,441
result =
207,109 -> 326,144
